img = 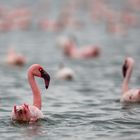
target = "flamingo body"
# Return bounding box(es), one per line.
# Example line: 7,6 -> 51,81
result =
11,104 -> 44,122
121,89 -> 140,102
6,48 -> 26,66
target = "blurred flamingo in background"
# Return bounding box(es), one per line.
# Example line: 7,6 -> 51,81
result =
56,63 -> 75,80
57,36 -> 100,59
5,47 -> 27,66
121,57 -> 140,102
4,7 -> 31,30
39,19 -> 59,31
121,9 -> 138,27
11,64 -> 50,123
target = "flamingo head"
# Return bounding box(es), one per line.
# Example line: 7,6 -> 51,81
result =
28,64 -> 50,89
11,104 -> 31,123
122,57 -> 134,78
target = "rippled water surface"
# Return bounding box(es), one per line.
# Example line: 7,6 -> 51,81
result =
0,0 -> 140,140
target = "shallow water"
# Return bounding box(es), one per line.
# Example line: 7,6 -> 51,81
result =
0,0 -> 140,140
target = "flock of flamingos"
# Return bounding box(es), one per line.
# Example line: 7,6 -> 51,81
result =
0,0 -> 140,124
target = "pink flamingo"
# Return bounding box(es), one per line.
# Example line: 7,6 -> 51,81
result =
6,48 -> 26,66
11,64 -> 50,123
58,36 -> 100,59
121,57 -> 140,102
121,10 -> 138,27
5,7 -> 31,30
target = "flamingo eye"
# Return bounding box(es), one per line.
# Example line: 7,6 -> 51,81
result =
39,67 -> 43,72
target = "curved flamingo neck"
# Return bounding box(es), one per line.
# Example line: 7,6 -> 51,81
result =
122,63 -> 133,93
28,71 -> 42,110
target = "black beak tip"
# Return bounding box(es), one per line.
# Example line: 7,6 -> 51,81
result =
122,63 -> 127,78
45,85 -> 48,89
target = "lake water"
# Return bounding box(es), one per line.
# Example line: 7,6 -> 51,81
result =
0,0 -> 140,140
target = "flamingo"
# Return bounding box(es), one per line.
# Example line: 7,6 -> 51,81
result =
121,57 -> 140,102
6,48 -> 26,66
56,63 -> 75,80
57,36 -> 100,59
11,64 -> 50,123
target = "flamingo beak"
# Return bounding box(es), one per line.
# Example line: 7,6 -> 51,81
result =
122,61 -> 128,78
40,69 -> 50,89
